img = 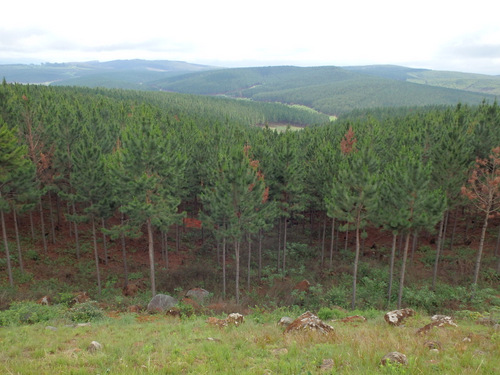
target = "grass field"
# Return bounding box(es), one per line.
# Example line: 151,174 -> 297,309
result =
0,307 -> 498,374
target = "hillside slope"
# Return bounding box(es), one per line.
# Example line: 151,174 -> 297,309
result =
344,65 -> 500,96
153,65 -> 497,115
0,59 -> 216,88
1,60 -> 498,115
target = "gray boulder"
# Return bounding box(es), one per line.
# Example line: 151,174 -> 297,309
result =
147,294 -> 178,313
185,288 -> 210,304
380,352 -> 408,366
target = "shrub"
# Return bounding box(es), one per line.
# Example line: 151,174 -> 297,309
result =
0,301 -> 64,326
65,301 -> 104,323
317,307 -> 334,321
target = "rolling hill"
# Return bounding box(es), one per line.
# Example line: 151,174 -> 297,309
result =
150,65 -> 499,115
1,60 -> 498,115
0,59 -> 216,89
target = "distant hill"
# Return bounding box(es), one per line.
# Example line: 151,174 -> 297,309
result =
1,60 -> 498,115
344,65 -> 500,97
151,65 -> 498,115
0,59 -> 217,89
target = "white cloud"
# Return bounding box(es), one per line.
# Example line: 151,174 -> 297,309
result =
2,0 -> 499,74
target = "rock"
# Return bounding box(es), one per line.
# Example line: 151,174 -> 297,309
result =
206,316 -> 228,328
284,311 -> 334,335
424,341 -> 442,351
185,288 -> 210,304
293,279 -> 311,293
277,317 -> 294,327
226,313 -> 244,326
37,296 -> 51,305
147,294 -> 178,313
431,314 -> 449,321
45,326 -> 57,331
320,359 -> 335,371
476,317 -> 498,326
206,313 -> 244,327
76,322 -> 91,327
417,316 -> 458,335
87,341 -> 102,353
340,315 -> 366,323
380,352 -> 408,366
384,308 -> 416,326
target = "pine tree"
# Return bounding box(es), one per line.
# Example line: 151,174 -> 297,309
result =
461,147 -> 500,297
325,126 -> 379,309
200,144 -> 271,304
108,106 -> 185,296
0,121 -> 32,286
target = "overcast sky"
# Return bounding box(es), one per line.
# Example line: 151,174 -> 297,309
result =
2,0 -> 499,75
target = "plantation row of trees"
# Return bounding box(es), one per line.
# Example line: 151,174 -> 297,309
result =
1,81 -> 499,309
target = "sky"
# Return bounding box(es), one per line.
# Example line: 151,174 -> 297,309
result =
1,0 -> 500,75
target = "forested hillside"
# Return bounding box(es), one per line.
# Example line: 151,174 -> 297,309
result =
150,66 -> 498,115
2,61 -> 498,117
344,65 -> 500,96
0,60 -> 215,88
0,82 -> 499,315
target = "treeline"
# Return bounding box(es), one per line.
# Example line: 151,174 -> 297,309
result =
1,82 -> 499,309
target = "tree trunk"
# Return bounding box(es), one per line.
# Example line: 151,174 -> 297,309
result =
450,209 -> 458,252
147,218 -> 156,297
321,214 -> 326,267
432,213 -> 446,290
13,208 -> 24,274
175,223 -> 180,252
101,218 -> 108,266
216,238 -> 220,266
164,231 -> 169,269
410,230 -> 418,264
472,205 -> 491,295
329,217 -> 335,269
344,228 -> 349,252
67,203 -> 72,238
258,228 -> 263,280
72,201 -> 80,260
387,232 -> 397,308
29,211 -> 35,241
247,233 -> 251,290
235,239 -> 240,304
1,208 -> 14,287
222,234 -> 226,299
39,196 -> 47,254
282,217 -> 288,275
121,213 -> 129,287
91,215 -> 102,294
277,217 -> 281,272
397,232 -> 412,309
351,215 -> 361,310
48,191 -> 56,244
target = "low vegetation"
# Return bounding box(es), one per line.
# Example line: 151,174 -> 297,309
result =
0,302 -> 498,374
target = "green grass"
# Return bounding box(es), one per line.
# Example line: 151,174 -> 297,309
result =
0,309 -> 498,374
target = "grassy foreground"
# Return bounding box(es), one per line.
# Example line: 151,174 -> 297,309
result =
0,308 -> 498,374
